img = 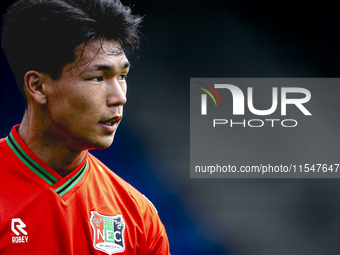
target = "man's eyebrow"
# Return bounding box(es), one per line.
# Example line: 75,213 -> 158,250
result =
85,61 -> 130,72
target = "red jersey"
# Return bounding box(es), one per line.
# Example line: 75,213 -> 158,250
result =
0,125 -> 170,254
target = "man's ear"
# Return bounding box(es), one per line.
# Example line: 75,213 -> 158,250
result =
24,70 -> 47,105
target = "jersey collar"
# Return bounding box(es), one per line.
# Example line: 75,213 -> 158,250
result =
6,125 -> 88,199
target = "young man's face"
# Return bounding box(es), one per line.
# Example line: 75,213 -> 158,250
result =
43,39 -> 129,151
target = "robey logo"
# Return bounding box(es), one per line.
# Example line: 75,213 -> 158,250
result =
11,218 -> 28,243
198,83 -> 312,127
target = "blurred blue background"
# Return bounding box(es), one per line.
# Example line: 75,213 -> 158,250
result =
1,0 -> 340,254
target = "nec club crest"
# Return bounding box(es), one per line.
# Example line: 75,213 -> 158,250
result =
90,211 -> 126,254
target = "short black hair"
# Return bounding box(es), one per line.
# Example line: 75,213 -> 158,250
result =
1,0 -> 141,103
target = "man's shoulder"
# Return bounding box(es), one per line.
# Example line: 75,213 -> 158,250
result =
0,137 -> 13,162
0,137 -> 6,149
86,153 -> 154,213
87,152 -> 131,192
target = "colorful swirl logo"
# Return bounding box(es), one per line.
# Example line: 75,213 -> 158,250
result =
197,82 -> 222,115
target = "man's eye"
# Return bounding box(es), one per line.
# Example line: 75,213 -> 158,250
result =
89,76 -> 104,82
118,75 -> 127,81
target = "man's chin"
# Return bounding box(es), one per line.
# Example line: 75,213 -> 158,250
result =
86,136 -> 115,150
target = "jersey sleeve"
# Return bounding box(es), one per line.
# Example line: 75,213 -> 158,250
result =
128,186 -> 170,255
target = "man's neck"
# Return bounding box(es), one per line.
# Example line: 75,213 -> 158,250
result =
18,113 -> 86,178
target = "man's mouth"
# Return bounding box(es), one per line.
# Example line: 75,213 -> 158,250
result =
100,116 -> 122,125
101,120 -> 117,125
99,116 -> 122,132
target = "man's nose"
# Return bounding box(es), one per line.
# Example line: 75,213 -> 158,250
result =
107,78 -> 127,107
